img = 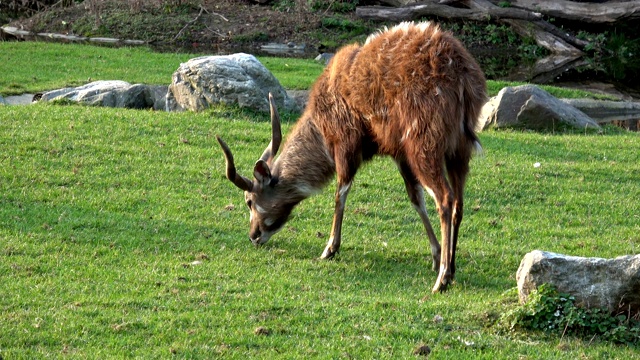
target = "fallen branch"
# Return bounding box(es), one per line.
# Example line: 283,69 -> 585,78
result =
204,25 -> 227,38
173,5 -> 205,41
212,11 -> 229,22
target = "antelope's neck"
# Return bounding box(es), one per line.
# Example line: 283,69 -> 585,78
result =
272,117 -> 336,199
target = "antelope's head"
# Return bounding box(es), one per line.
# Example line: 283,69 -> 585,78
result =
216,94 -> 292,246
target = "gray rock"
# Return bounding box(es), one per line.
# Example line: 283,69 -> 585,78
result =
148,85 -> 168,111
517,250 -> 640,315
0,94 -> 6,105
3,94 -> 34,105
40,80 -> 163,109
286,89 -> 309,110
165,53 -> 296,113
483,85 -> 601,131
314,53 -> 334,65
260,43 -> 308,56
562,98 -> 640,123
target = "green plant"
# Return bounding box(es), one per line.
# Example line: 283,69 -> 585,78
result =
500,284 -> 640,344
273,0 -> 297,12
233,31 -> 270,43
161,0 -> 201,14
311,0 -> 358,13
443,21 -> 545,61
575,30 -> 640,82
578,31 -> 608,53
321,16 -> 364,32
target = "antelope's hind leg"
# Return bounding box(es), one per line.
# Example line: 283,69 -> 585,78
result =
404,150 -> 456,293
396,159 -> 441,272
445,150 -> 472,278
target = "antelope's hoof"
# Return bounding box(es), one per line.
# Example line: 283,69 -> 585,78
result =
432,281 -> 450,293
320,246 -> 338,260
432,271 -> 453,293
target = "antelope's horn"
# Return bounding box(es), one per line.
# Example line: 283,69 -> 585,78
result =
216,136 -> 253,192
259,93 -> 282,164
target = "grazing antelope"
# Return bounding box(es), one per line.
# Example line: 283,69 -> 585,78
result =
216,21 -> 487,293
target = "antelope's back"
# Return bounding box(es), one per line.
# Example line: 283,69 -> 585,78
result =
307,21 -> 487,156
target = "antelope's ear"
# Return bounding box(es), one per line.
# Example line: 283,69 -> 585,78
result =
253,159 -> 272,184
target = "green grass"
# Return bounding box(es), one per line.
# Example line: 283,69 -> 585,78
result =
1,102 -> 639,358
0,42 -> 324,96
0,42 -> 195,95
1,42 -> 613,99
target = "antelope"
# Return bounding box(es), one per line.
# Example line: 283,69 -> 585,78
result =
216,21 -> 487,293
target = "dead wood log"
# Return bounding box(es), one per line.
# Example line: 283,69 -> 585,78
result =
356,2 -> 487,22
356,0 -> 541,21
503,18 -> 588,54
469,0 -> 585,54
503,19 -> 583,54
506,54 -> 588,83
509,0 -> 640,23
375,0 -> 460,6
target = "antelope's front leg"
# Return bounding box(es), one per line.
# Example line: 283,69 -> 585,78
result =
321,182 -> 352,259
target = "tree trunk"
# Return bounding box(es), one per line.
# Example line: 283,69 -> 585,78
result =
356,3 -> 487,22
356,1 -> 541,22
508,0 -> 640,23
359,0 -> 640,24
502,19 -> 583,55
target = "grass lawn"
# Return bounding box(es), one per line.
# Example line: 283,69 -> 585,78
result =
0,41 -> 324,96
0,41 -> 616,100
0,102 -> 638,358
0,41 -> 638,358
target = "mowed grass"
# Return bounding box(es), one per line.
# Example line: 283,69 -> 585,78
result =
0,41 -> 614,100
0,42 -> 324,96
1,101 -> 639,358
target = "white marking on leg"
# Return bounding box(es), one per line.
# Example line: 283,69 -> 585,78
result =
339,182 -> 352,198
424,186 -> 436,200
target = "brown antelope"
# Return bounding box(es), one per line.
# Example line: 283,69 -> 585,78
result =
216,21 -> 487,293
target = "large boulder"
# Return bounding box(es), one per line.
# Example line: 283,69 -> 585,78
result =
39,81 -> 166,110
481,85 -> 601,131
165,53 -> 296,113
517,250 -> 640,315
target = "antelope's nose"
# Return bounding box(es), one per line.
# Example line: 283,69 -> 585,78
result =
249,236 -> 261,247
249,228 -> 261,243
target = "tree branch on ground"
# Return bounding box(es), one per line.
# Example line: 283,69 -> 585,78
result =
173,5 -> 205,41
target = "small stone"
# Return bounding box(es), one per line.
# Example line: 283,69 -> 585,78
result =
413,344 -> 431,356
254,326 -> 270,336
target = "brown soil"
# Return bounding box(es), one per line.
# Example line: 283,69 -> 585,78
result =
7,0 -> 369,55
